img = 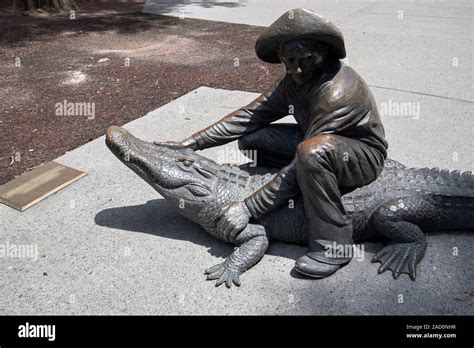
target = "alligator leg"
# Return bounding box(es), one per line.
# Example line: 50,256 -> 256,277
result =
205,223 -> 269,288
370,198 -> 429,280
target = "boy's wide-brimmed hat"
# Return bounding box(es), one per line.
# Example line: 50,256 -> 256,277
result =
255,8 -> 346,63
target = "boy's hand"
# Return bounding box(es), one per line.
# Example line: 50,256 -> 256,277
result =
154,137 -> 198,150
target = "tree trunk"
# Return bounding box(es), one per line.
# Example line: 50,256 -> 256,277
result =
13,0 -> 79,13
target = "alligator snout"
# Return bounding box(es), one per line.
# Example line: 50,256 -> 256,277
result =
106,125 -> 164,189
106,125 -> 121,138
106,125 -> 152,162
106,125 -> 131,159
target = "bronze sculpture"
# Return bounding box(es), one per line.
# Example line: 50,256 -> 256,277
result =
106,126 -> 473,288
155,9 -> 388,278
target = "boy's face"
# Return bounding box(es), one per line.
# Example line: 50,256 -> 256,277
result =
279,42 -> 327,85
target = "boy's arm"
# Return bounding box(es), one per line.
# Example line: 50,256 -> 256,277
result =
244,157 -> 299,219
179,73 -> 290,150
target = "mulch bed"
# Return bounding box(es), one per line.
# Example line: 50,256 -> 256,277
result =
0,1 -> 281,185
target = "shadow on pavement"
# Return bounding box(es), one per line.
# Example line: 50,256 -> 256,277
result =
94,198 -> 306,263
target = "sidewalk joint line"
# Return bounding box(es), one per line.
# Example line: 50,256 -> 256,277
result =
368,85 -> 474,104
367,12 -> 472,21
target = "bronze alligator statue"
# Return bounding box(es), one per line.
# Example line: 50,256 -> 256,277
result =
105,126 -> 473,288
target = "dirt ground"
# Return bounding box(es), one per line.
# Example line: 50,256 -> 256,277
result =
0,0 -> 281,185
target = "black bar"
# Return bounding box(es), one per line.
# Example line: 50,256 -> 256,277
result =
0,315 -> 472,346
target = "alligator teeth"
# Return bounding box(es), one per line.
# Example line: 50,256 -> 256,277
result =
461,171 -> 472,182
440,169 -> 450,178
451,170 -> 461,180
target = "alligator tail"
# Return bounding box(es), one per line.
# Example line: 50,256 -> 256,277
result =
407,167 -> 474,231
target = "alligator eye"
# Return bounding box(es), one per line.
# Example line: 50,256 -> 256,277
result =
182,159 -> 193,167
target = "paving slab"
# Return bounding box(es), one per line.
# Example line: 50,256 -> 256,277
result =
144,0 -> 474,101
341,1 -> 473,102
0,86 -> 472,315
143,0 -> 373,24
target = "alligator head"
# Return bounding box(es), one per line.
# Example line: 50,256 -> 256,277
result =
105,126 -> 222,217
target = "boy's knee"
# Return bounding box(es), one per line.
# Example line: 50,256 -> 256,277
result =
238,133 -> 257,151
296,135 -> 337,173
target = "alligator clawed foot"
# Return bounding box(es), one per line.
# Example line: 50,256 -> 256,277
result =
204,262 -> 242,288
371,240 -> 427,281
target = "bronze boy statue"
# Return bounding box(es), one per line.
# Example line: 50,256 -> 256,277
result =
157,9 -> 388,278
